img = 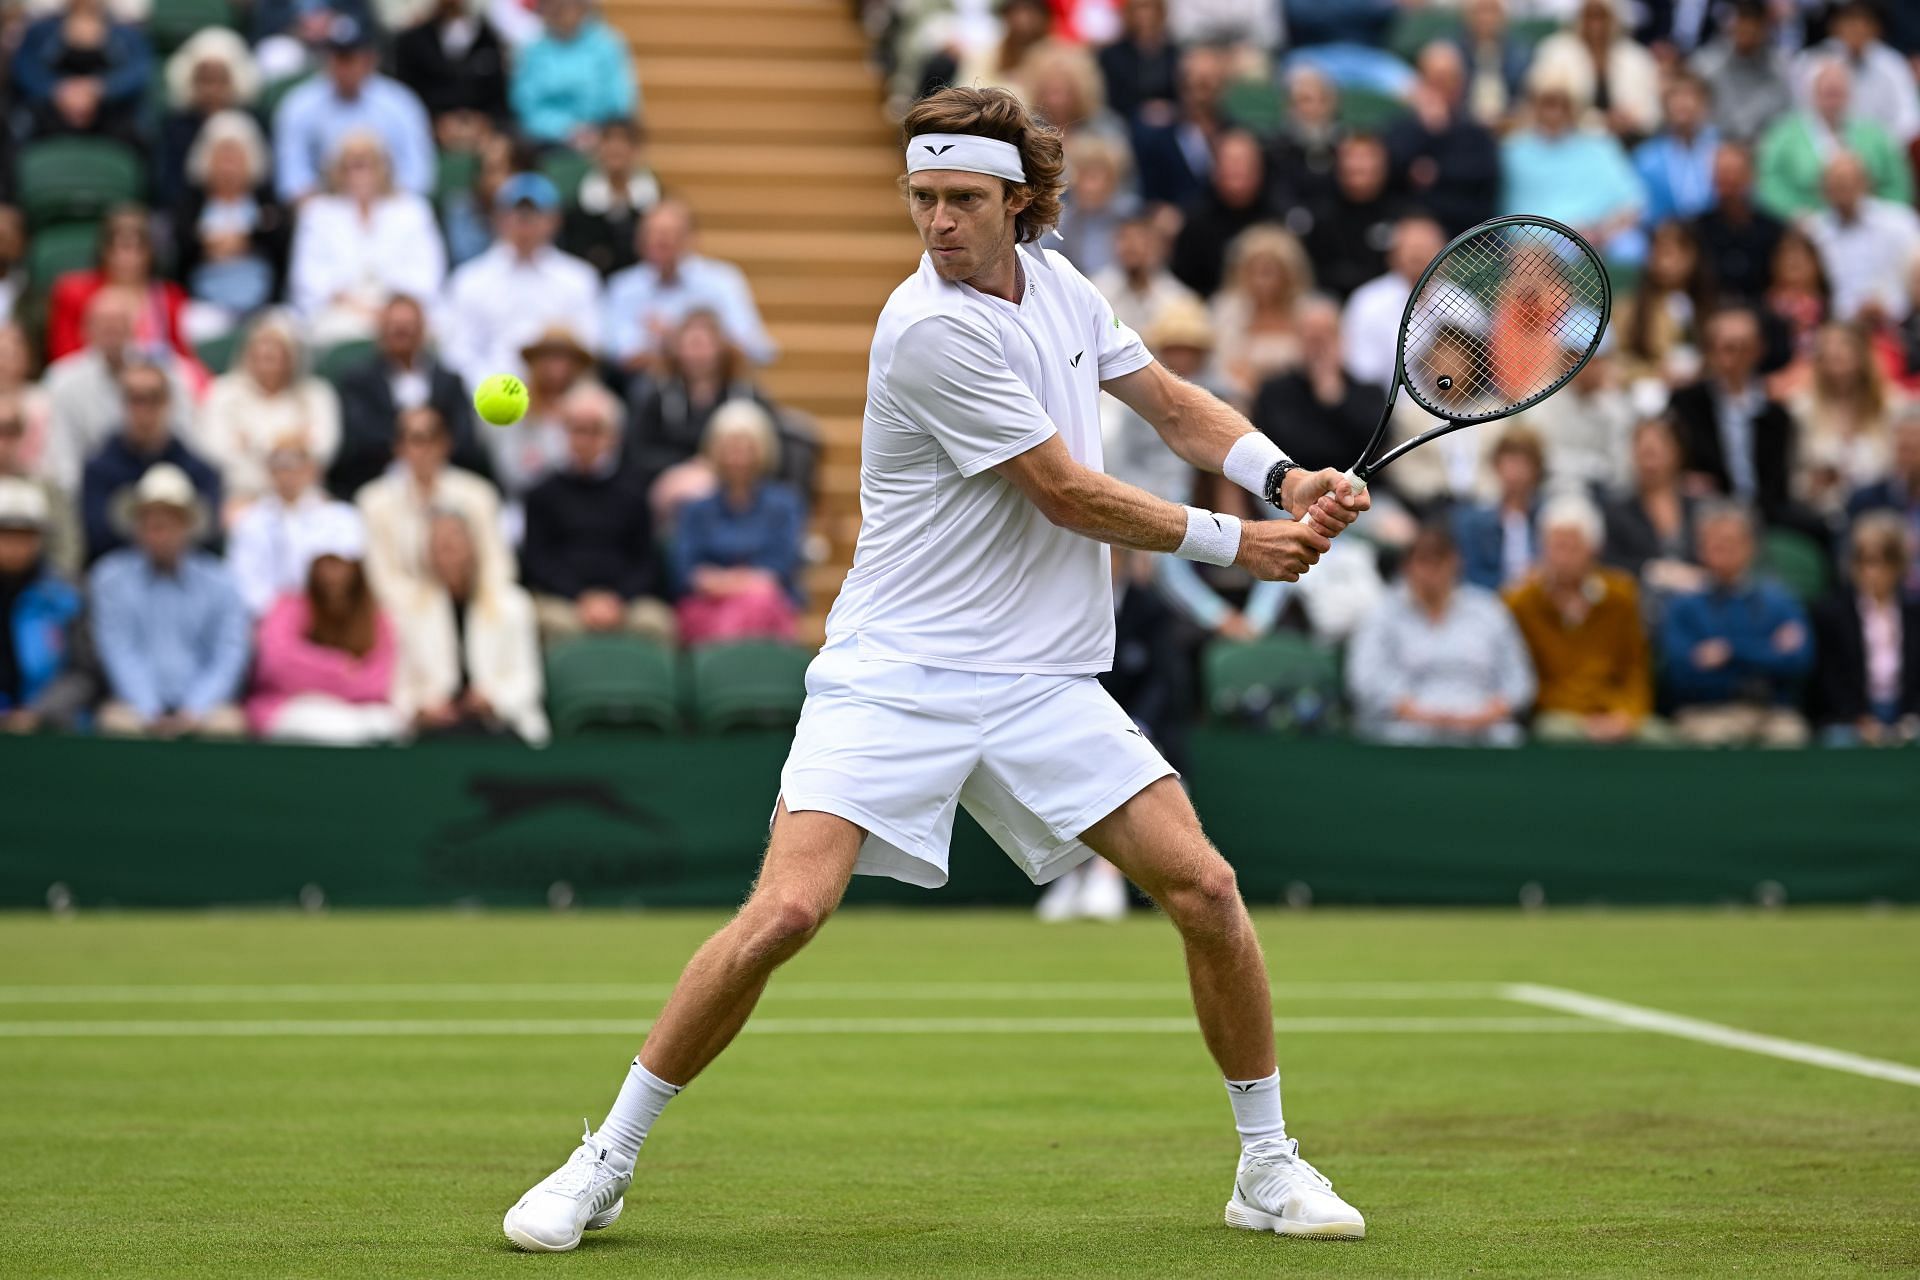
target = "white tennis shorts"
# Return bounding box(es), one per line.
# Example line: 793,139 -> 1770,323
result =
777,644 -> 1176,888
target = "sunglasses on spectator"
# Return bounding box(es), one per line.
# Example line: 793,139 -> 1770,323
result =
125,389 -> 169,405
400,430 -> 445,446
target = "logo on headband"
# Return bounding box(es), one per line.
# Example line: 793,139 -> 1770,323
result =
925,144 -> 955,155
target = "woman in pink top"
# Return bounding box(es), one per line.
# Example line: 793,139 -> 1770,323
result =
247,511 -> 402,744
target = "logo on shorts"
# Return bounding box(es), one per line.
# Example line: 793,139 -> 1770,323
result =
925,143 -> 955,155
1070,350 -> 1084,367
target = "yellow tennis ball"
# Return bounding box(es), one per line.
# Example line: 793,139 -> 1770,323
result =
474,374 -> 529,426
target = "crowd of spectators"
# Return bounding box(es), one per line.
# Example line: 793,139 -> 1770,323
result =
0,0 -> 818,744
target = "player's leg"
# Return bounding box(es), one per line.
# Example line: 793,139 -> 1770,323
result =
1080,779 -> 1365,1240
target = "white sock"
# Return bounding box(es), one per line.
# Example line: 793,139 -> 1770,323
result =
596,1058 -> 683,1169
1224,1070 -> 1285,1148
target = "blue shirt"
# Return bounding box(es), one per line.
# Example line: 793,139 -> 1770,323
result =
1660,578 -> 1812,708
602,255 -> 776,366
510,19 -> 637,144
1501,128 -> 1646,229
671,482 -> 806,604
1632,127 -> 1720,226
89,550 -> 251,718
273,74 -> 434,201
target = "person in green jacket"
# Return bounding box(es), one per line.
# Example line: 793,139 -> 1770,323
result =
1756,58 -> 1911,218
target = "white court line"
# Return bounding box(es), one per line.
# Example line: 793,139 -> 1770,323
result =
0,980 -> 1504,1005
0,1015 -> 1613,1039
1503,984 -> 1920,1089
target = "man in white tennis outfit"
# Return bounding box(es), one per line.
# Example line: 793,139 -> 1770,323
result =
503,86 -> 1370,1251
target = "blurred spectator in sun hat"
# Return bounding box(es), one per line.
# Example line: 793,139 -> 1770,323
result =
437,171 -> 602,394
289,130 -> 448,345
484,323 -> 591,501
247,501 -> 402,744
80,361 -> 220,565
1790,0 -> 1920,147
561,118 -> 661,279
510,0 -> 637,148
89,462 -> 250,739
273,14 -> 435,204
227,436 -> 364,616
394,0 -> 512,150
1755,57 -> 1910,220
0,394 -> 79,581
330,295 -> 496,499
1527,0 -> 1662,138
0,476 -> 86,735
1811,510 -> 1920,747
1092,215 -> 1199,340
198,311 -> 343,512
157,27 -> 261,211
602,197 -> 774,373
174,110 -> 292,327
1689,0 -> 1792,147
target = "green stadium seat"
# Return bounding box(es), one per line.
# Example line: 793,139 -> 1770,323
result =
1337,88 -> 1411,133
539,149 -> 593,205
314,339 -> 376,384
148,0 -> 236,55
15,139 -> 143,228
1204,633 -> 1343,731
194,330 -> 242,374
1762,527 -> 1830,605
1221,78 -> 1288,139
28,222 -> 98,293
1509,16 -> 1562,49
546,635 -> 681,734
1388,8 -> 1465,62
435,149 -> 480,201
688,641 -> 814,732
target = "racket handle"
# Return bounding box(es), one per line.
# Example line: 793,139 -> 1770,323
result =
1342,469 -> 1369,497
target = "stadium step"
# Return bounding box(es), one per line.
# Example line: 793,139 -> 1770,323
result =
640,58 -> 884,104
626,16 -> 868,59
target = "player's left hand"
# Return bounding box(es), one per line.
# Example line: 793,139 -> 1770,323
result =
1279,468 -> 1369,535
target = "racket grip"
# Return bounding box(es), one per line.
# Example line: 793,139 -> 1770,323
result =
1342,469 -> 1369,497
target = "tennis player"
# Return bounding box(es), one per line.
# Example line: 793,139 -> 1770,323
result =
504,86 -> 1370,1251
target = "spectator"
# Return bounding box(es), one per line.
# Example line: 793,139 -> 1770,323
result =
670,402 -> 805,646
522,381 -> 672,643
1054,134 -> 1136,278
1690,0 -> 1792,145
392,507 -> 548,743
1660,501 -> 1812,746
1454,0 -> 1529,128
487,324 -> 590,500
247,506 -> 401,744
1502,79 -> 1647,269
1024,43 -> 1129,149
1251,294 -> 1383,476
942,0 -> 1060,96
440,127 -> 520,269
1633,73 -> 1720,229
1762,227 -> 1832,384
1669,305 -> 1795,518
1299,134 -> 1401,303
0,396 -> 79,580
438,172 -> 602,393
394,0 -> 512,148
1846,410 -> 1920,595
1211,225 -> 1310,398
89,463 -> 249,738
1530,0 -> 1662,138
1346,521 -> 1535,746
1811,511 -> 1920,745
273,16 -> 434,204
1504,493 -> 1655,742
156,28 -> 260,211
227,438 -> 361,616
602,197 -> 773,372
0,478 -> 85,734
1691,142 -> 1783,304
1603,415 -> 1708,599
198,312 -> 342,510
1755,58 -> 1910,220
1091,215 -> 1199,338
1790,0 -> 1920,147
1097,0 -> 1180,121
45,208 -> 193,366
1170,130 -> 1271,299
1792,321 -> 1902,520
1452,426 -> 1547,591
247,0 -> 373,53
511,0 -> 636,147
1517,343 -> 1637,496
79,361 -> 220,564
330,295 -> 493,498
560,118 -> 660,279
290,131 -> 448,345
0,323 -> 52,480
1385,43 -> 1499,236
11,0 -> 151,146
1802,152 -> 1920,327
1102,297 -> 1217,502
1130,45 -> 1230,208
43,291 -> 189,490
1341,215 -> 1446,390
1264,65 -> 1341,217
357,405 -> 513,613
1614,220 -> 1712,386
173,110 -> 291,327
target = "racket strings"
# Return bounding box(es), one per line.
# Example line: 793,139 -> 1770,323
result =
1401,222 -> 1608,423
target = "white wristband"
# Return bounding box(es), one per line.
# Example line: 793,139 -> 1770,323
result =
1223,432 -> 1289,501
1175,506 -> 1241,567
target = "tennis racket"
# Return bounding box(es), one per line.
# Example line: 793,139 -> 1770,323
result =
1336,214 -> 1611,498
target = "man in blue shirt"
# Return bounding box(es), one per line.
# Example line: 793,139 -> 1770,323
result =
1661,502 -> 1813,746
80,362 -> 222,565
90,464 -> 250,738
272,16 -> 434,202
601,198 -> 776,372
1633,71 -> 1720,227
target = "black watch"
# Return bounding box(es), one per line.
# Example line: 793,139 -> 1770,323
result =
1262,459 -> 1301,510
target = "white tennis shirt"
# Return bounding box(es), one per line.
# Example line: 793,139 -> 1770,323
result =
823,241 -> 1154,674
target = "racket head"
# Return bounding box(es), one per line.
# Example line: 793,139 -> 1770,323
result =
1391,214 -> 1612,426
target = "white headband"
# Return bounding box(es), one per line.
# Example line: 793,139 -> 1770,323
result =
906,133 -> 1026,183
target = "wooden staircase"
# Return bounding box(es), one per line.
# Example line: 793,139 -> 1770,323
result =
605,0 -> 922,639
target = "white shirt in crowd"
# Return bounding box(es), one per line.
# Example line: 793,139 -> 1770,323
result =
436,242 -> 602,393
197,373 -> 343,503
1802,197 -> 1920,324
227,489 -> 364,615
825,243 -> 1152,675
1090,265 -> 1199,341
290,193 -> 448,326
1792,39 -> 1920,144
1340,270 -> 1413,389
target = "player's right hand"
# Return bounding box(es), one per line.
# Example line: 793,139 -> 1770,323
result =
1234,518 -> 1330,582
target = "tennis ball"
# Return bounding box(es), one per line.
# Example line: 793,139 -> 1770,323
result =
474,374 -> 529,426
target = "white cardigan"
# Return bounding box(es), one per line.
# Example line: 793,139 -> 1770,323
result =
390,581 -> 550,745
196,373 -> 342,502
290,192 -> 448,320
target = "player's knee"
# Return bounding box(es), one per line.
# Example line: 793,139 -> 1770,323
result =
1163,859 -> 1244,933
744,894 -> 831,958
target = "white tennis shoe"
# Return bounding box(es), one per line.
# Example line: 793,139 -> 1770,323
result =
1224,1137 -> 1365,1239
503,1123 -> 632,1252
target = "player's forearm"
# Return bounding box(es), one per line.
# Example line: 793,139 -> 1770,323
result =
1037,466 -> 1189,554
1153,376 -> 1263,475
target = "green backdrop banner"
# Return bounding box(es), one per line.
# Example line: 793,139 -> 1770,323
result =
1,734 -> 1914,909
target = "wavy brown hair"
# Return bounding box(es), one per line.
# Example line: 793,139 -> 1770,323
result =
900,86 -> 1065,245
